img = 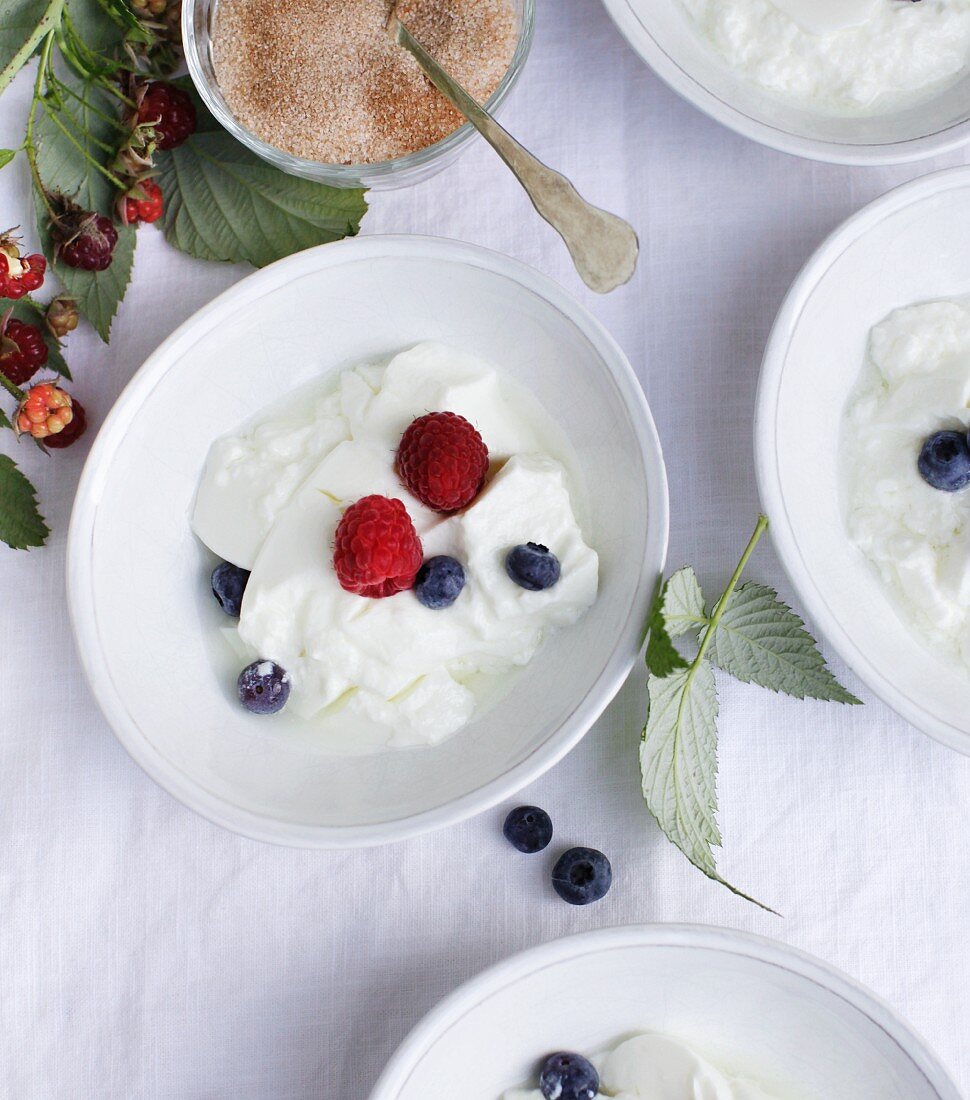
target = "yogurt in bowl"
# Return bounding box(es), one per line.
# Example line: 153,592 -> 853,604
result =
678,0 -> 970,115
192,342 -> 599,750
67,235 -> 667,846
842,299 -> 970,670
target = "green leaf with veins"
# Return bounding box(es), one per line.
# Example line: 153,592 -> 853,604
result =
32,66 -> 135,341
0,150 -> 17,171
641,662 -> 776,912
9,299 -> 71,379
0,0 -> 65,97
645,581 -> 687,679
0,453 -> 49,549
707,582 -> 862,704
155,88 -> 367,267
662,566 -> 707,637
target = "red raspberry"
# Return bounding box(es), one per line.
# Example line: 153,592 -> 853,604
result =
332,495 -> 423,599
0,245 -> 45,299
0,319 -> 49,386
43,398 -> 86,449
397,411 -> 489,513
137,82 -> 196,150
122,179 -> 164,225
58,213 -> 118,272
16,382 -> 75,441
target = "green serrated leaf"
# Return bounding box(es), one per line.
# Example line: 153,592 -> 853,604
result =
707,582 -> 862,705
0,406 -> 12,431
155,90 -> 367,267
8,299 -> 71,379
641,663 -> 773,911
0,453 -> 49,549
0,0 -> 65,97
0,150 -> 17,171
65,0 -> 124,54
32,66 -> 136,341
662,566 -> 707,637
34,189 -> 135,342
645,581 -> 687,678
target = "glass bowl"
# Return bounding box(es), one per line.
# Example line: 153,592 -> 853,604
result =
181,0 -> 535,190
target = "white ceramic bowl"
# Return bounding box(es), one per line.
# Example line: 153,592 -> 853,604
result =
600,0 -> 970,165
756,167 -> 970,755
369,924 -> 959,1099
67,235 -> 668,847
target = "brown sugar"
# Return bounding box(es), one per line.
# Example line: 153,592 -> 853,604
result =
211,0 -> 518,164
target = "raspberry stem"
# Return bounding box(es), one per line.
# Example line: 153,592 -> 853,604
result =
0,371 -> 25,403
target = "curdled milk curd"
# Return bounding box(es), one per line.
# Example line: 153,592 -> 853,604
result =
842,298 -> 970,669
192,343 -> 598,748
503,1033 -> 778,1100
675,0 -> 970,114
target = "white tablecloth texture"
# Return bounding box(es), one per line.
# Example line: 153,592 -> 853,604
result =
2,2 -> 970,1096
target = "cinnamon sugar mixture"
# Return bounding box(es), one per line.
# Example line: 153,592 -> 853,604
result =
212,0 -> 518,164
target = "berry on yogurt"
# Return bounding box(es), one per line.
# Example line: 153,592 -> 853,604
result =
917,430 -> 970,492
237,660 -> 290,714
506,542 -> 561,591
211,561 -> 250,617
397,410 -> 489,513
414,555 -> 465,609
539,1052 -> 600,1100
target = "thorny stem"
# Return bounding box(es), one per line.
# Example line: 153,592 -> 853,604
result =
24,33 -> 57,222
49,73 -> 128,134
40,99 -> 126,188
0,371 -> 25,404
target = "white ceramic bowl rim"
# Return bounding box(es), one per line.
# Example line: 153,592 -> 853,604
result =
756,166 -> 970,755
67,234 -> 669,848
600,0 -> 970,166
369,923 -> 959,1099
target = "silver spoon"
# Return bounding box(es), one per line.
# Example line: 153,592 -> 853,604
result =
387,9 -> 639,294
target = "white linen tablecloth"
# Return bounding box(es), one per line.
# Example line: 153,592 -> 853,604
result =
2,1 -> 969,1095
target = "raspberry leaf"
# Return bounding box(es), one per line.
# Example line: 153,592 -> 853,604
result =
0,406 -> 11,431
661,566 -> 708,636
0,0 -> 64,97
641,663 -> 771,910
9,300 -> 71,380
155,88 -> 367,267
707,582 -> 862,704
32,69 -> 136,342
0,150 -> 16,171
0,453 -> 49,549
645,582 -> 688,678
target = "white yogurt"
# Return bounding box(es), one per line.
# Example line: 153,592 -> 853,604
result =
192,343 -> 598,747
843,298 -> 970,668
504,1033 -> 778,1100
676,0 -> 970,113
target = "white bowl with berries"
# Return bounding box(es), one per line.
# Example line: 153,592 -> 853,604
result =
67,235 -> 668,846
369,924 -> 960,1100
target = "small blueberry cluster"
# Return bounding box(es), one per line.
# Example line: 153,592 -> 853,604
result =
414,542 -> 562,611
502,805 -> 612,906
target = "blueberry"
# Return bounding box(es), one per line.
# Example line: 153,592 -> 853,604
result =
211,561 -> 250,617
503,805 -> 553,853
539,1052 -> 599,1100
918,430 -> 970,492
237,660 -> 290,715
505,542 -> 561,591
414,555 -> 466,609
551,847 -> 612,906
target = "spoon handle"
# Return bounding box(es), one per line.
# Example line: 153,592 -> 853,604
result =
390,16 -> 639,294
